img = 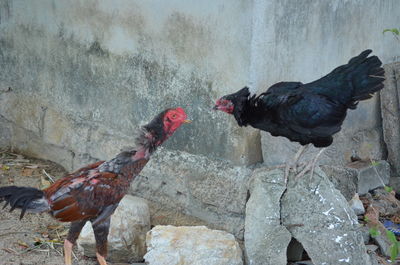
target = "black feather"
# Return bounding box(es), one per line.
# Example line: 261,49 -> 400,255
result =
223,50 -> 385,147
0,186 -> 46,219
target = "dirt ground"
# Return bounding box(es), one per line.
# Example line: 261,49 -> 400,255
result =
0,150 -> 97,265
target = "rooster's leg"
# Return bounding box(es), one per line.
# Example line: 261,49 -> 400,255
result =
92,217 -> 111,265
296,148 -> 326,179
64,220 -> 87,265
284,144 -> 309,183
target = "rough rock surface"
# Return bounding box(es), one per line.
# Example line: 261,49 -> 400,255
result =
77,195 -> 150,262
144,225 -> 243,265
348,193 -> 365,216
348,160 -> 390,195
321,161 -> 390,199
281,167 -> 371,265
244,168 -> 291,265
381,62 -> 400,177
131,149 -> 252,239
320,165 -> 358,201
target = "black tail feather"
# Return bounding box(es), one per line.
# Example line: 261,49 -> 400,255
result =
350,52 -> 385,102
0,186 -> 47,219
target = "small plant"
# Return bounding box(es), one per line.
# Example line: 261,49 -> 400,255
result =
369,227 -> 381,238
386,230 -> 400,262
385,186 -> 394,193
383,28 -> 400,41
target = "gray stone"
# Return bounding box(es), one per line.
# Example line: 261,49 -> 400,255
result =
144,225 -> 243,265
365,244 -> 378,252
321,161 -> 391,199
360,225 -> 371,245
389,177 -> 400,193
380,62 -> 400,178
372,233 -> 392,258
281,167 -> 371,265
77,195 -> 150,263
320,165 -> 358,201
367,253 -> 380,265
131,149 -> 252,239
348,193 -> 366,216
347,160 -> 390,195
244,168 -> 291,265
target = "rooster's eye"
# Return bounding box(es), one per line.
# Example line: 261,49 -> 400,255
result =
172,114 -> 177,119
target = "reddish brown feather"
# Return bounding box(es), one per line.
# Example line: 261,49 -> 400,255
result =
54,202 -> 97,222
42,158 -> 149,223
51,196 -> 76,211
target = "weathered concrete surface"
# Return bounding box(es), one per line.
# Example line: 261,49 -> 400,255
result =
131,149 -> 251,239
381,62 -> 400,177
244,168 -> 291,265
0,0 -> 262,168
144,225 -> 243,265
281,167 -> 370,265
77,195 -> 150,262
0,113 -> 11,150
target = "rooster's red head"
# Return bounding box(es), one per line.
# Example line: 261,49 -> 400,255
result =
136,107 -> 191,154
162,107 -> 191,137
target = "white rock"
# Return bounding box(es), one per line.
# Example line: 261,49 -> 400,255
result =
144,225 -> 243,265
348,193 -> 365,215
77,195 -> 150,262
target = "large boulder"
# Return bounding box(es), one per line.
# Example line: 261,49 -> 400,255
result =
131,149 -> 252,239
281,167 -> 371,265
380,62 -> 400,178
144,225 -> 243,265
77,195 -> 150,262
244,168 -> 291,265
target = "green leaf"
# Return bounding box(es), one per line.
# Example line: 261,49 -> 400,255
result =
364,216 -> 370,223
369,227 -> 381,238
385,186 -> 394,193
390,243 -> 399,261
371,160 -> 380,167
383,28 -> 400,35
387,230 -> 398,244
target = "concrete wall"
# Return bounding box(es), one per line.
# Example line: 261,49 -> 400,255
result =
0,0 -> 400,237
0,0 -> 261,169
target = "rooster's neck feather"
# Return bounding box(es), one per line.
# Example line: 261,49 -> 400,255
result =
98,110 -> 168,174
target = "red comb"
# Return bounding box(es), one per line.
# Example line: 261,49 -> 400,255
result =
174,107 -> 186,115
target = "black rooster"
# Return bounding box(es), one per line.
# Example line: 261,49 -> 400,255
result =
214,50 -> 385,178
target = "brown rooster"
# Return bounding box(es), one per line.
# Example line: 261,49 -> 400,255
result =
0,107 -> 191,265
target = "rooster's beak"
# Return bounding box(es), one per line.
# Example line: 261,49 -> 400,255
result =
183,119 -> 192,124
